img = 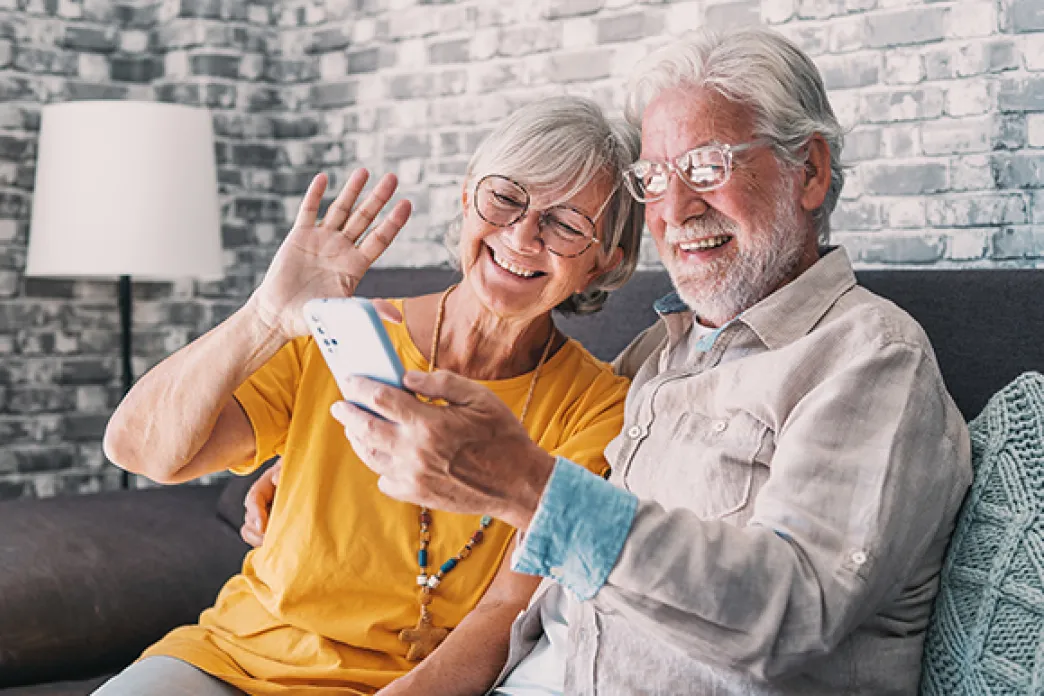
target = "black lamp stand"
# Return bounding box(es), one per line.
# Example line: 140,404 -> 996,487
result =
118,274 -> 133,490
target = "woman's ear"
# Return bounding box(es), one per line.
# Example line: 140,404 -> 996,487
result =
583,247 -> 624,291
800,134 -> 831,213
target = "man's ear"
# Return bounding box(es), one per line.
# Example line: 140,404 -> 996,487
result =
799,134 -> 831,213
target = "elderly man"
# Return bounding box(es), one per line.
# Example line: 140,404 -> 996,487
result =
332,28 -> 972,694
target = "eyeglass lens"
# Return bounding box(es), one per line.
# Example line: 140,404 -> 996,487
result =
475,175 -> 597,257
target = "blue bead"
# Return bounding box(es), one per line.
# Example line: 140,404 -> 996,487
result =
440,558 -> 458,574
418,550 -> 428,568
480,515 -> 492,527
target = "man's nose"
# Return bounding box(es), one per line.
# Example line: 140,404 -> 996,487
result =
660,171 -> 709,228
502,211 -> 544,254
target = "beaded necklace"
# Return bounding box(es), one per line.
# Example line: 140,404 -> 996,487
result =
398,283 -> 555,661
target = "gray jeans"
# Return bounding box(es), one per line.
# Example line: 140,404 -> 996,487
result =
93,656 -> 244,696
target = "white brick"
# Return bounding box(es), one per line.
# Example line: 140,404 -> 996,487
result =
949,154 -> 993,191
249,5 -> 269,24
562,17 -> 597,50
829,16 -> 870,53
78,54 -> 109,81
305,3 -> 326,24
353,18 -> 377,44
119,30 -> 148,53
1028,113 -> 1044,147
398,38 -> 427,68
240,54 -> 264,81
472,28 -> 499,61
946,2 -> 997,39
921,117 -> 991,155
164,50 -> 190,78
947,229 -> 990,261
436,5 -> 468,33
1023,33 -> 1044,71
881,126 -> 920,157
320,51 -> 346,80
830,91 -> 861,128
57,0 -> 82,18
0,220 -> 17,243
884,50 -> 923,85
945,81 -> 991,117
665,1 -> 705,36
762,0 -> 797,24
882,198 -> 926,228
356,74 -> 382,103
612,42 -> 651,78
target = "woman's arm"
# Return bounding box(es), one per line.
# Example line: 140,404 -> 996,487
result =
380,537 -> 540,696
103,170 -> 411,484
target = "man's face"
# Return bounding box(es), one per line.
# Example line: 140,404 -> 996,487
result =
640,86 -> 820,327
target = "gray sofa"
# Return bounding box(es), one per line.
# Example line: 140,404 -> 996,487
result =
1,265 -> 1042,694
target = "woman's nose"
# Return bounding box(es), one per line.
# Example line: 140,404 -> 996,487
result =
501,211 -> 544,254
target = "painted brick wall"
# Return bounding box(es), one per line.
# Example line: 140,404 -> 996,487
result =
0,0 -> 1041,499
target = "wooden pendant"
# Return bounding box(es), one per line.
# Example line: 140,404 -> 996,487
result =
399,612 -> 449,661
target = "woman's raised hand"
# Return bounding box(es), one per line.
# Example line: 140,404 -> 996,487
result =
248,169 -> 412,341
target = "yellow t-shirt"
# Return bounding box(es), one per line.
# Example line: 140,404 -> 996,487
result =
142,300 -> 630,694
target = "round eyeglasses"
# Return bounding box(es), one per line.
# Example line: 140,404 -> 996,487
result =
622,139 -> 772,203
473,175 -> 601,258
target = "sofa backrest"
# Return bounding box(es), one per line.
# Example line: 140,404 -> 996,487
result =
356,266 -> 1044,422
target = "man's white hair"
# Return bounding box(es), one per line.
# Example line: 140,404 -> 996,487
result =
625,28 -> 845,243
446,96 -> 644,315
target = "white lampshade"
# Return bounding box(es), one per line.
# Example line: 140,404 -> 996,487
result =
26,100 -> 223,281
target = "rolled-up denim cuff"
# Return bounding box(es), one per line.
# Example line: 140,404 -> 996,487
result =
511,456 -> 638,600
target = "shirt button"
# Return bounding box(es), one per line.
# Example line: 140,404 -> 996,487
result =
850,550 -> 868,565
627,425 -> 643,438
712,420 -> 728,433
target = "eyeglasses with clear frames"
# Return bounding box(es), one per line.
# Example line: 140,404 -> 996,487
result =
473,174 -> 608,258
622,139 -> 773,203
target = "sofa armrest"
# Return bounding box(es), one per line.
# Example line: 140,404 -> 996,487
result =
0,485 -> 248,687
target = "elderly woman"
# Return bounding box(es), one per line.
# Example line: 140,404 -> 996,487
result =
98,96 -> 642,695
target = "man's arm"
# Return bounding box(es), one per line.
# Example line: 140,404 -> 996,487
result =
513,340 -> 972,680
379,537 -> 541,695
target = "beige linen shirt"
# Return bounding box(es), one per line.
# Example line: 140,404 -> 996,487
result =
494,247 -> 972,695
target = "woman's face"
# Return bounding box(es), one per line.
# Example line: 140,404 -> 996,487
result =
459,173 -> 621,322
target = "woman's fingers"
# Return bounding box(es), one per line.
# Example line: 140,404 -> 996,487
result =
241,519 -> 263,548
292,173 -> 328,231
341,173 -> 400,243
356,199 -> 412,267
324,169 -> 369,233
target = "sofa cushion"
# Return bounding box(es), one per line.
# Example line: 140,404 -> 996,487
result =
920,371 -> 1044,695
0,486 -> 248,687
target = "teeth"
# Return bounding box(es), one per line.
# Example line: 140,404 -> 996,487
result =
679,235 -> 731,252
491,250 -> 538,278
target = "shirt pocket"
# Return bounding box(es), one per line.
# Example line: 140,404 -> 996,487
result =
649,410 -> 768,520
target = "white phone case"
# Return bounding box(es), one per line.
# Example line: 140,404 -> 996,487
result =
302,298 -> 405,400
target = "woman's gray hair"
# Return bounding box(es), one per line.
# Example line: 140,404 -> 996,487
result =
446,96 -> 643,315
625,28 -> 844,243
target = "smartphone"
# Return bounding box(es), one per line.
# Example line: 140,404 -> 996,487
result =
303,298 -> 406,403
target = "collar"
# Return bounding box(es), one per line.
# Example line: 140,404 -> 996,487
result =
739,246 -> 856,350
651,246 -> 857,351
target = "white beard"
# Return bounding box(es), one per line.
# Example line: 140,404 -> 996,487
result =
663,193 -> 808,326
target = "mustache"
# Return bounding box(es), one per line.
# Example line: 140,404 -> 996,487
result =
664,213 -> 739,245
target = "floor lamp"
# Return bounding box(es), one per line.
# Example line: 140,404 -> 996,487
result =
25,101 -> 224,489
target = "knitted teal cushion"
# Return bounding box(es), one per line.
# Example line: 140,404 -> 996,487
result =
921,371 -> 1044,695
